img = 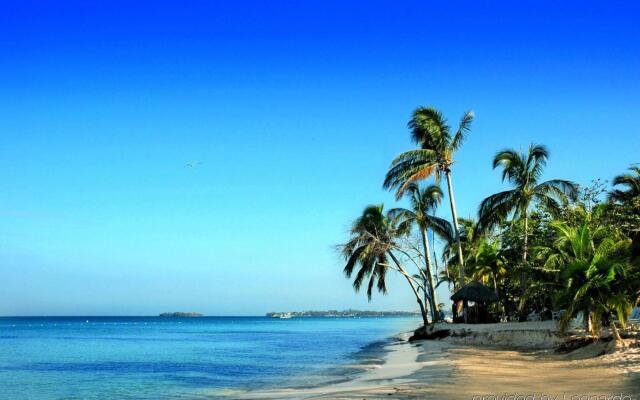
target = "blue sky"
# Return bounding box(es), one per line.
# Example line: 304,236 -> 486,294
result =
0,1 -> 638,315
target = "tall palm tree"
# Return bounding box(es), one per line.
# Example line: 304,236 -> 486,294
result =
340,204 -> 430,325
609,166 -> 640,203
384,106 -> 474,288
389,183 -> 453,322
477,144 -> 577,302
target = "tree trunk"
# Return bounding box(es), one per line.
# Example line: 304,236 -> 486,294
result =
388,252 -> 430,326
423,275 -> 429,316
444,257 -> 451,291
519,210 -> 529,321
445,171 -> 465,288
522,209 -> 529,291
493,274 -> 505,321
611,319 -> 623,342
422,228 -> 439,322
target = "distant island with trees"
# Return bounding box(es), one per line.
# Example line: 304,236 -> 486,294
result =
158,312 -> 203,317
265,310 -> 421,318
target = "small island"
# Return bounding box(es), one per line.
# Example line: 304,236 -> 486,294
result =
266,309 -> 421,318
158,312 -> 203,318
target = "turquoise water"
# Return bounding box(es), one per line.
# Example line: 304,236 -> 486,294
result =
0,316 -> 419,399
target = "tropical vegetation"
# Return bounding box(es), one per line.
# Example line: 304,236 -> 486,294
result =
339,105 -> 640,340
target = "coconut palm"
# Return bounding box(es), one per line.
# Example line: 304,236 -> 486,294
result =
544,209 -> 631,338
468,239 -> 507,294
340,204 -> 430,325
608,166 -> 640,265
609,166 -> 640,203
477,144 -> 577,302
384,106 -> 474,288
467,239 -> 508,318
442,217 -> 481,267
388,183 -> 453,322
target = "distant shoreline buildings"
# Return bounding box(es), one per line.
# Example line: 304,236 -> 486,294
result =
266,309 -> 421,318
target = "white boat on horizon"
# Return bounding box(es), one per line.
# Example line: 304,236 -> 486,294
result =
270,312 -> 292,319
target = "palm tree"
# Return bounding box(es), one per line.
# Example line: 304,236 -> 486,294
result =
440,217 -> 485,296
609,166 -> 640,203
477,144 -> 577,303
468,239 -> 507,294
543,208 -> 631,338
442,217 -> 481,267
340,204 -> 430,325
389,183 -> 453,322
608,165 -> 640,264
467,239 -> 508,318
384,106 -> 474,288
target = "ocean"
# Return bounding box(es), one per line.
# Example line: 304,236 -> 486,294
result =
0,316 -> 419,399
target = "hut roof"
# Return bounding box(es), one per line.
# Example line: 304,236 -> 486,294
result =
450,281 -> 499,303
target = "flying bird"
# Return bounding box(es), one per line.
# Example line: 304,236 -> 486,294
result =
185,161 -> 202,168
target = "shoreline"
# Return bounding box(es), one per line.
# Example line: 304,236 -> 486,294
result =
236,321 -> 640,399
234,331 -> 430,399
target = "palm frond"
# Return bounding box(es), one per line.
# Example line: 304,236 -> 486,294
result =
383,149 -> 440,197
526,144 -> 549,182
609,165 -> 640,203
535,179 -> 578,199
408,106 -> 449,148
425,214 -> 454,242
477,189 -> 519,233
493,149 -> 524,184
450,110 -> 474,152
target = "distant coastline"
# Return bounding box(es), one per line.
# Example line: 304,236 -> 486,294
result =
265,309 -> 421,318
158,312 -> 203,317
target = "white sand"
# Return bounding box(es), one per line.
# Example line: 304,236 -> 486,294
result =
230,322 -> 640,399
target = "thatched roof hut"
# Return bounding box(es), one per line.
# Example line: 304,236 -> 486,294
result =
451,281 -> 498,303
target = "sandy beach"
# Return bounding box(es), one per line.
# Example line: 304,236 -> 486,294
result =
238,322 -> 640,400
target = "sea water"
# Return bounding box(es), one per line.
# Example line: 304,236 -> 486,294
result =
0,316 -> 419,399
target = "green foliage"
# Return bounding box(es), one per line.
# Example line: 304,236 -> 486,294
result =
467,239 -> 507,289
388,184 -> 452,238
541,208 -> 632,335
341,104 -> 640,338
339,204 -> 431,325
340,204 -> 396,300
384,106 -> 474,197
477,144 -> 578,233
609,166 -> 640,204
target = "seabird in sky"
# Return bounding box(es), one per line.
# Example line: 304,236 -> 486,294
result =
185,161 -> 202,168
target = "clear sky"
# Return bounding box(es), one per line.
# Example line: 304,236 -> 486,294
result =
0,1 -> 638,315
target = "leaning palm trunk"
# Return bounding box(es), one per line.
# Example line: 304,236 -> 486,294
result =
389,252 -> 430,326
422,277 -> 434,323
445,171 -> 465,287
421,228 -> 439,322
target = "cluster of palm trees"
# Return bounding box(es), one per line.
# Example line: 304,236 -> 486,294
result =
340,105 -> 640,337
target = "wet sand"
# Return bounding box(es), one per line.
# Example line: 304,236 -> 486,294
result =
237,324 -> 640,400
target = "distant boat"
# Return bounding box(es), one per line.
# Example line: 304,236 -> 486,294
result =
270,312 -> 292,319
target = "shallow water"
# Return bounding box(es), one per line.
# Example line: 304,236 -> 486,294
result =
0,316 -> 419,399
